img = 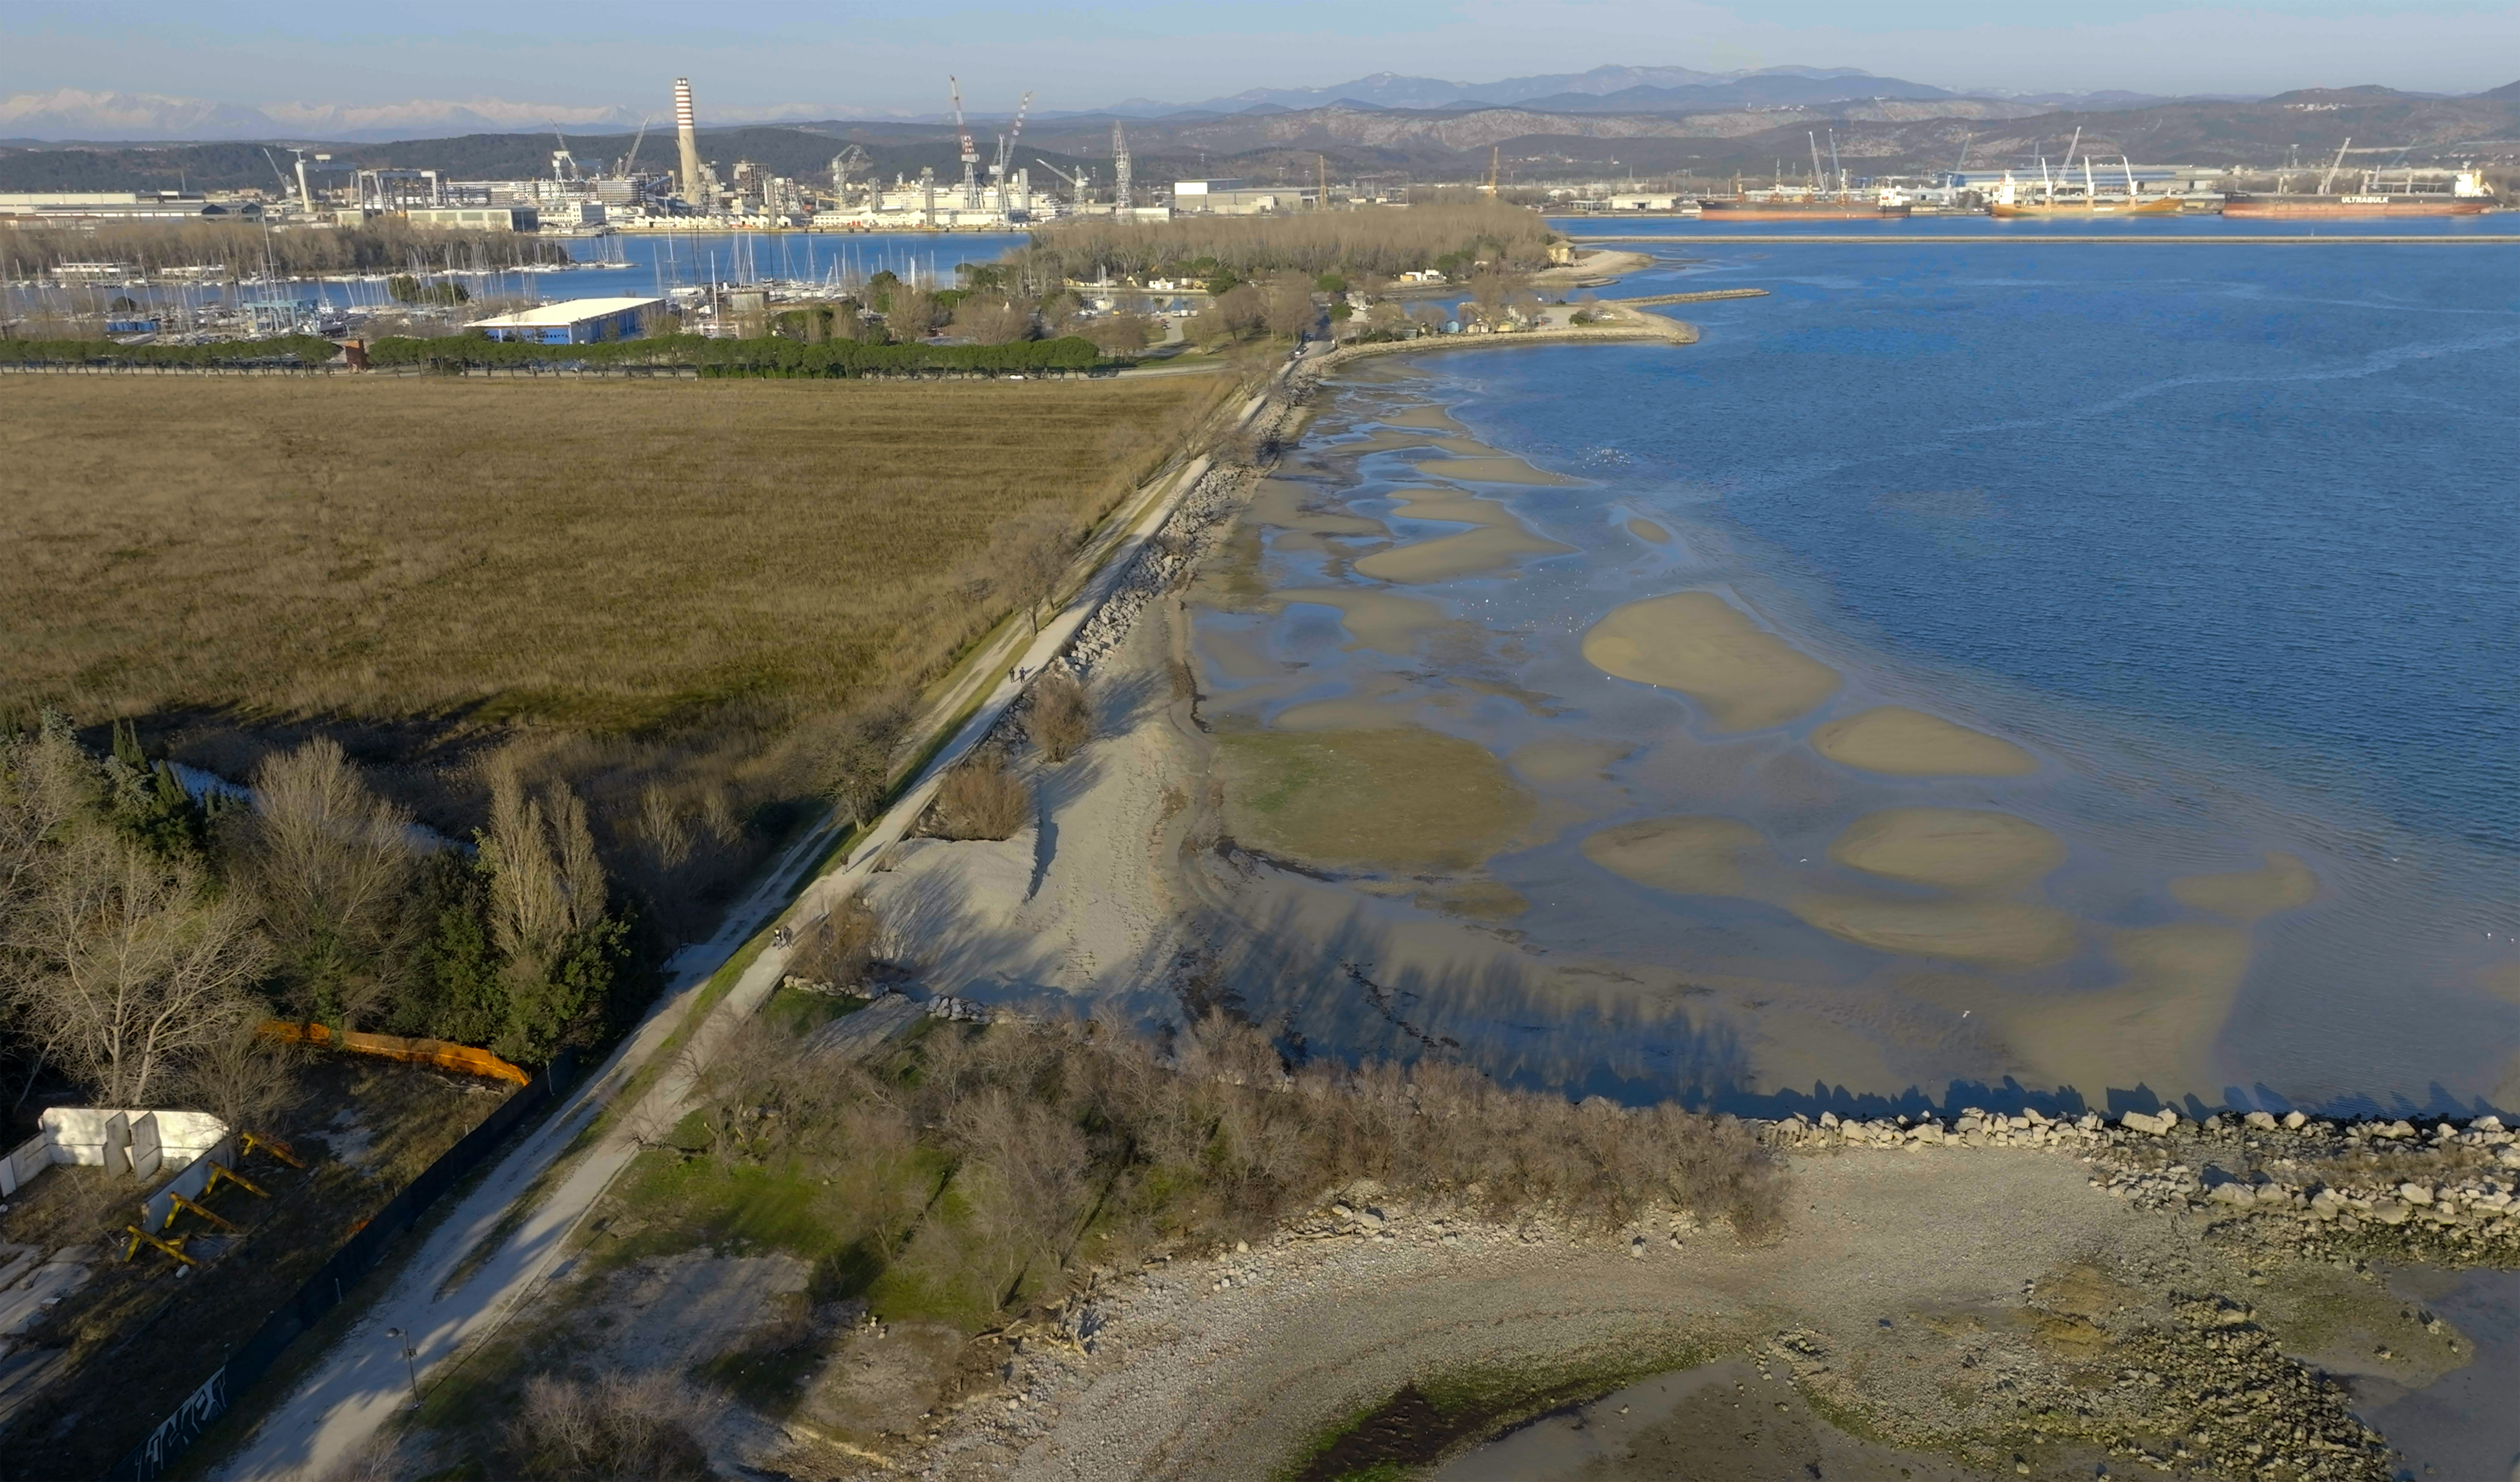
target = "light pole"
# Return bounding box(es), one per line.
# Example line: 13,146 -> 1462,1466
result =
384,1327 -> 420,1409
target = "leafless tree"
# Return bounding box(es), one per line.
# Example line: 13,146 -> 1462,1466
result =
933,752 -> 1030,841
177,1014 -> 304,1134
505,1370 -> 708,1482
480,769 -> 606,991
14,832 -> 268,1106
234,737 -> 416,1026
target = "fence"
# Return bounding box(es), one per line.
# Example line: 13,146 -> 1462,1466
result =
106,1049 -> 574,1482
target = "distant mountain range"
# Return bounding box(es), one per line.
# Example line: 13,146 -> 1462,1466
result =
0,65 -> 2350,144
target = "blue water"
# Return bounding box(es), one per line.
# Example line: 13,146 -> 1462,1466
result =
1207,220 -> 2520,1114
1526,221 -> 2520,858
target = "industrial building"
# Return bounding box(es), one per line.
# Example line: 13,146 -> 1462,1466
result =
1171,179 -> 1310,214
0,192 -> 258,225
407,205 -> 542,232
469,296 -> 664,344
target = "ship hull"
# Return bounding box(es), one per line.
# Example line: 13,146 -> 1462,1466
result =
1988,197 -> 2183,218
1695,199 -> 1912,220
2222,195 -> 2490,219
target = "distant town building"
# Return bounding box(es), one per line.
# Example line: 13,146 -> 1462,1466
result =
468,296 -> 665,345
406,205 -> 541,232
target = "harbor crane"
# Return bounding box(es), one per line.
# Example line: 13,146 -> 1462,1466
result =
2318,138 -> 2353,195
549,121 -> 578,182
949,76 -> 981,209
1035,158 -> 1092,212
993,91 -> 1034,188
616,115 -> 651,178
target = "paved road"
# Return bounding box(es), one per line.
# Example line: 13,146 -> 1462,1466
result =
205,388 -> 1264,1482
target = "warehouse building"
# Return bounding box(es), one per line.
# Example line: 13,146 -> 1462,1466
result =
407,205 -> 541,232
468,296 -> 665,344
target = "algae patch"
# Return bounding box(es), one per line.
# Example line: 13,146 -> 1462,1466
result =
1218,726 -> 1536,873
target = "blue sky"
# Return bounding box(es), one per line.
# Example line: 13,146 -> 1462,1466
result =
8,1 -> 2518,113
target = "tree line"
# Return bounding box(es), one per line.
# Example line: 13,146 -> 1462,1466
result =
1009,200 -> 1560,286
2,715 -> 636,1126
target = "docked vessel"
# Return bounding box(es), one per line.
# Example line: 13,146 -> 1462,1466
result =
2223,169 -> 2494,219
1987,156 -> 2182,218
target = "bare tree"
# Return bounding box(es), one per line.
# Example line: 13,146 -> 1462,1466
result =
15,833 -> 268,1106
236,737 -> 415,1026
480,769 -> 606,991
177,1015 -> 304,1134
1030,670 -> 1093,762
933,752 -> 1030,841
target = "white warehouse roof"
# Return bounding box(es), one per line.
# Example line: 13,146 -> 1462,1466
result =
469,296 -> 663,328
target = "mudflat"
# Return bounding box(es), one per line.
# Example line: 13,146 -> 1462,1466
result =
1582,591 -> 1842,731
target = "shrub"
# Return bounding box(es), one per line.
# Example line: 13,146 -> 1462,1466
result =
934,751 -> 1030,840
1030,671 -> 1093,762
790,895 -> 879,991
503,1370 -> 709,1482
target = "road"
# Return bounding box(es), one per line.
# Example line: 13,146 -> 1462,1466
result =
205,383 -> 1269,1482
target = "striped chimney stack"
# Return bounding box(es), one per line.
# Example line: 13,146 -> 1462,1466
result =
673,78 -> 704,205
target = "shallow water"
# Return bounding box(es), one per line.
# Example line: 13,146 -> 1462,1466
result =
1192,230 -> 2520,1116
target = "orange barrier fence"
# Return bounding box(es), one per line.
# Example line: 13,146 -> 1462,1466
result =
257,1021 -> 532,1086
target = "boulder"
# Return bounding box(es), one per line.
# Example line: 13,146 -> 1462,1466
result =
2282,1111 -> 2308,1130
2244,1111 -> 2278,1131
2370,1199 -> 2410,1226
2398,1183 -> 2434,1206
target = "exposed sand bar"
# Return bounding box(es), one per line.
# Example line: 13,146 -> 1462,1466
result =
1582,591 -> 1842,731
1810,705 -> 2038,777
1377,403 -> 1470,432
2170,851 -> 2318,921
1353,524 -> 1577,583
1582,816 -> 1769,896
1790,894 -> 2080,968
1828,808 -> 2065,891
1508,738 -> 1633,785
1627,517 -> 1673,543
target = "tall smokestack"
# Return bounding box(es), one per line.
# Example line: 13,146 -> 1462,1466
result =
673,78 -> 703,206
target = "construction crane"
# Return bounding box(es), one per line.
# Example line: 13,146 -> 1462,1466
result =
1035,158 -> 1092,213
948,76 -> 981,209
829,143 -> 871,196
616,115 -> 651,178
2318,138 -> 2353,195
994,91 -> 1035,189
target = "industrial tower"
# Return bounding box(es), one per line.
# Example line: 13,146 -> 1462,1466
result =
673,78 -> 704,207
1112,122 -> 1133,210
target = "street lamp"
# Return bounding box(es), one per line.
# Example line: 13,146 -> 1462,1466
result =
384,1327 -> 420,1409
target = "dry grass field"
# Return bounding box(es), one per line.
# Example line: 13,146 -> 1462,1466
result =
0,373 -> 1230,916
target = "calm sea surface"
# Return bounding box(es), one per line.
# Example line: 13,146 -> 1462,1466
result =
1218,218 -> 2519,1114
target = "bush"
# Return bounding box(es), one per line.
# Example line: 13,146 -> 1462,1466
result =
790,895 -> 879,991
934,751 -> 1030,840
503,1370 -> 709,1482
1030,671 -> 1093,762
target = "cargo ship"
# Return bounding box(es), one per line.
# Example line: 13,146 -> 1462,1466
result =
1986,158 -> 2182,218
2223,170 -> 2494,220
1695,189 -> 1912,222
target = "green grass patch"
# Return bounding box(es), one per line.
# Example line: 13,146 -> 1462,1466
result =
764,984 -> 867,1038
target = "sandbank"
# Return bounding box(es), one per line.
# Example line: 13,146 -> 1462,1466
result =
1790,894 -> 2079,968
1412,881 -> 1530,920
1266,587 -> 1450,656
1582,816 -> 1768,896
2169,851 -> 2318,921
1215,726 -> 1536,873
1827,808 -> 2065,891
1627,516 -> 1673,543
1385,487 -> 1528,530
1808,706 -> 2038,778
1581,591 -> 1842,732
1352,523 -> 1577,584
1377,403 -> 1470,433
1412,454 -> 1583,487
1508,738 -> 1633,786
1249,478 -> 1390,539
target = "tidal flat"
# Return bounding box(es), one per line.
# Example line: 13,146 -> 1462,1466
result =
1177,323 -> 2520,1119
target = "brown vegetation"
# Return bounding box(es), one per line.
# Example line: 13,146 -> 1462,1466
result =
673,1007 -> 1785,1330
1011,201 -> 1558,283
0,373 -> 1229,937
931,751 -> 1031,841
502,1370 -> 710,1482
1029,671 -> 1094,762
